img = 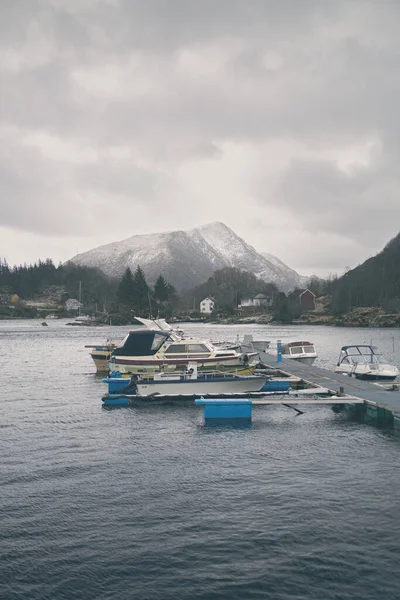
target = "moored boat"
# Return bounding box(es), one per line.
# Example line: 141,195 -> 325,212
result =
109,326 -> 258,376
334,345 -> 399,381
281,341 -> 317,365
85,340 -> 118,372
111,363 -> 269,397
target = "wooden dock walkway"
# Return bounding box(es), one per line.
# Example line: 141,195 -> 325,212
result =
261,355 -> 400,420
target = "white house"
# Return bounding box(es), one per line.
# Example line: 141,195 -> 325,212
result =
65,298 -> 83,311
200,297 -> 215,314
238,293 -> 271,309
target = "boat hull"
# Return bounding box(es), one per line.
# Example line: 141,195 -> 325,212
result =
355,373 -> 398,381
90,350 -> 112,373
284,356 -> 316,366
135,376 -> 268,396
110,355 -> 257,376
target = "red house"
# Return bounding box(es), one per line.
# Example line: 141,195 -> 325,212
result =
298,288 -> 316,310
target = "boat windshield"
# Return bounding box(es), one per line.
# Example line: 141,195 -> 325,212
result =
339,346 -> 387,365
112,330 -> 170,357
286,344 -> 315,355
290,347 -> 304,355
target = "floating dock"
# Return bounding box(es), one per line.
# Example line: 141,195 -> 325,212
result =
101,352 -> 400,430
259,354 -> 400,430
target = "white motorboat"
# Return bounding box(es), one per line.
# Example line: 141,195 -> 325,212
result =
213,335 -> 271,363
99,317 -> 258,376
130,363 -> 269,396
334,345 -> 399,381
281,341 -> 317,365
86,318 -> 186,373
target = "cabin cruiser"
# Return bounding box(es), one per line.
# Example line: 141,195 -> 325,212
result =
281,341 -> 317,365
89,317 -> 258,375
86,318 -> 185,373
109,326 -> 259,376
334,345 -> 399,381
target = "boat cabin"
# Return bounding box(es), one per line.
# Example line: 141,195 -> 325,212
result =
112,329 -> 171,357
282,341 -> 315,356
111,328 -> 237,360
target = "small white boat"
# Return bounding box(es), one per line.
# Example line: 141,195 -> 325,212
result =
334,345 -> 399,381
74,314 -> 92,323
281,341 -> 317,365
213,335 -> 271,363
128,363 -> 269,396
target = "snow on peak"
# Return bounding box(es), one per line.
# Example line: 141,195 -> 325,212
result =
68,223 -> 306,292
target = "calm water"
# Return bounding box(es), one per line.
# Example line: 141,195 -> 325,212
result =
1,320 -> 400,600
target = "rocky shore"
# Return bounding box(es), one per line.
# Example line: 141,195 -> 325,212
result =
209,307 -> 400,327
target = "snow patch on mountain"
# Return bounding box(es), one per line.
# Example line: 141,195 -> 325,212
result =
68,222 -> 307,292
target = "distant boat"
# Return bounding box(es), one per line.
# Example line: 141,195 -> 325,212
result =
334,345 -> 399,381
74,314 -> 91,323
281,341 -> 317,365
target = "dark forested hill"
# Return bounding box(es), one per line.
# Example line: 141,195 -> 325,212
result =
0,259 -> 116,308
329,232 -> 400,314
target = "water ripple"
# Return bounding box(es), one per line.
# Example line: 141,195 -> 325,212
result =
1,321 -> 400,599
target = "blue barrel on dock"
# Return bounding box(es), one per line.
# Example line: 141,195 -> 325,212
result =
102,376 -> 131,393
195,398 -> 252,420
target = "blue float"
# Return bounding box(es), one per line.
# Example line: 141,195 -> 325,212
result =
195,398 -> 252,420
102,395 -> 130,407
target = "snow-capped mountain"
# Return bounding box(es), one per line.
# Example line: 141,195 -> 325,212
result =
68,222 -> 307,292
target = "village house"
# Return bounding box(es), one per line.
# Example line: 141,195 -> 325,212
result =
65,298 -> 83,311
238,293 -> 271,309
200,297 -> 215,314
298,289 -> 316,310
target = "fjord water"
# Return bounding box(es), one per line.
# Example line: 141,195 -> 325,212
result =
1,320 -> 400,600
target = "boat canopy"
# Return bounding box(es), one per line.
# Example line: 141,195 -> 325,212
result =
337,345 -> 388,366
111,329 -> 170,357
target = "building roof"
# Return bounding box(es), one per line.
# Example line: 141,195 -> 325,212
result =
299,288 -> 316,297
254,293 -> 268,299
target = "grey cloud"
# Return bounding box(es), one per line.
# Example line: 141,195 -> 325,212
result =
276,158 -> 400,248
1,0 -> 400,272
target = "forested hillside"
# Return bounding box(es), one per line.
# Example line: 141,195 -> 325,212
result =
0,259 -> 116,307
328,232 -> 400,314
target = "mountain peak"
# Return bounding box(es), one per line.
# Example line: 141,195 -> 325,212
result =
69,223 -> 306,292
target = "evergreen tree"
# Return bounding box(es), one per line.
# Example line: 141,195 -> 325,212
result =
116,267 -> 135,310
132,265 -> 149,313
154,275 -> 169,302
274,292 -> 292,322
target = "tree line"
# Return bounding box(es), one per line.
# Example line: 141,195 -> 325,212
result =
114,266 -> 178,318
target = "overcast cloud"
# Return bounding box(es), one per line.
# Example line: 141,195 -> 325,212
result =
1,0 -> 400,277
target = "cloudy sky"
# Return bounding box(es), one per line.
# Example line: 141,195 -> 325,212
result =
1,0 -> 400,277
